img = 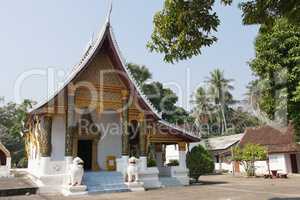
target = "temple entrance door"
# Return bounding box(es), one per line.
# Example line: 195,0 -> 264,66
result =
234,161 -> 240,173
78,140 -> 93,171
0,150 -> 6,166
128,120 -> 140,158
290,154 -> 298,173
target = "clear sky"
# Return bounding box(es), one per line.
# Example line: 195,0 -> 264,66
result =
0,0 -> 259,110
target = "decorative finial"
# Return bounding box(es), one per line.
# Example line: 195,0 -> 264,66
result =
106,0 -> 113,24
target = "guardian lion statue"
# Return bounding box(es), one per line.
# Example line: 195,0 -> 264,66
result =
126,157 -> 139,182
69,157 -> 84,186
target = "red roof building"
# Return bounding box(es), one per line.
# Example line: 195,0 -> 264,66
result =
239,124 -> 300,174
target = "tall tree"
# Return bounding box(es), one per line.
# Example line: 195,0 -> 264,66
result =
249,19 -> 300,140
191,87 -> 211,130
147,0 -> 227,63
127,63 -> 152,85
148,1 -> 300,63
240,0 -> 300,26
127,63 -> 193,125
206,69 -> 234,134
0,100 -> 33,167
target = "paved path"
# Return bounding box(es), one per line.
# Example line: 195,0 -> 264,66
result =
1,175 -> 300,200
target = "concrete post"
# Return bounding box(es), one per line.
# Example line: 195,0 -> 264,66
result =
178,142 -> 187,169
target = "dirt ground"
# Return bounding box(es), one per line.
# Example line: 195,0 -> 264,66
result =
1,174 -> 300,200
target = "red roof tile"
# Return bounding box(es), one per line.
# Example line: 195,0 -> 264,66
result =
239,124 -> 300,153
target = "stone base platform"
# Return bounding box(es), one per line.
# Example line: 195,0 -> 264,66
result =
125,181 -> 144,192
61,185 -> 88,196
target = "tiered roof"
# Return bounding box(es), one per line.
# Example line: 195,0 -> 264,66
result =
28,16 -> 200,142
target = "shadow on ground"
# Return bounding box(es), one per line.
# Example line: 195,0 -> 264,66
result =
269,198 -> 300,200
199,180 -> 228,185
190,180 -> 228,186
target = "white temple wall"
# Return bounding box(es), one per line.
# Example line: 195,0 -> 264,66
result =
215,162 -> 233,172
165,144 -> 179,163
269,153 -> 288,173
97,111 -> 122,170
51,115 -> 66,161
284,153 -> 292,173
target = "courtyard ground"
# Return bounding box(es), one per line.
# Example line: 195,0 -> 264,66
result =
1,174 -> 300,200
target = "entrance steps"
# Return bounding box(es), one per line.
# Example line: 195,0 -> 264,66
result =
83,171 -> 130,193
159,177 -> 184,187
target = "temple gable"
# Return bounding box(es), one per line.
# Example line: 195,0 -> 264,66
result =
75,51 -> 125,87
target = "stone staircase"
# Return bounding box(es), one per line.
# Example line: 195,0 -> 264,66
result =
159,177 -> 184,187
83,171 -> 130,193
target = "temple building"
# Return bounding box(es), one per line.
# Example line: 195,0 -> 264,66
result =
24,16 -> 199,194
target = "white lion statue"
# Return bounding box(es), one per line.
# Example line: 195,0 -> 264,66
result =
126,157 -> 139,182
69,157 -> 84,186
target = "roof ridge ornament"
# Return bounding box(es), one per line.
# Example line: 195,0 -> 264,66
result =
106,0 -> 113,25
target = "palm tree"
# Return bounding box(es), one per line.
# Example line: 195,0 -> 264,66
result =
191,87 -> 210,134
206,69 -> 234,134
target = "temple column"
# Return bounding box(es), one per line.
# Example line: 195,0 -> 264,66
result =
155,144 -> 163,168
178,142 -> 187,169
121,90 -> 129,156
65,85 -> 76,167
139,113 -> 147,170
91,138 -> 100,171
40,115 -> 52,175
117,90 -> 129,174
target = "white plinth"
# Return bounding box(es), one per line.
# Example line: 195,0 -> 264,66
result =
139,156 -> 147,171
125,181 -> 144,192
40,157 -> 51,175
139,167 -> 162,189
116,155 -> 129,175
61,185 -> 88,196
170,166 -> 189,185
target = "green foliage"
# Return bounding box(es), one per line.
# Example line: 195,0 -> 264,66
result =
226,108 -> 261,134
147,0 -> 222,63
239,0 -> 300,26
148,1 -> 300,63
127,63 -> 193,125
0,100 -> 33,167
192,69 -> 261,136
147,158 -> 157,167
127,63 -> 152,85
249,19 -> 300,140
186,145 -> 214,181
233,144 -> 267,176
167,159 -> 179,166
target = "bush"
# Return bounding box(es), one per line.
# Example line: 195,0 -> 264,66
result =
186,145 -> 214,182
147,158 -> 157,167
167,159 -> 179,166
232,143 -> 267,177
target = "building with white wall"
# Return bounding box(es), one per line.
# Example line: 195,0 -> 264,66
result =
23,17 -> 199,195
166,124 -> 300,176
239,124 -> 300,175
183,134 -> 242,173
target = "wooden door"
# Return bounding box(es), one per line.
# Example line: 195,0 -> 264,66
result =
234,161 -> 240,173
290,154 -> 298,173
78,140 -> 93,171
